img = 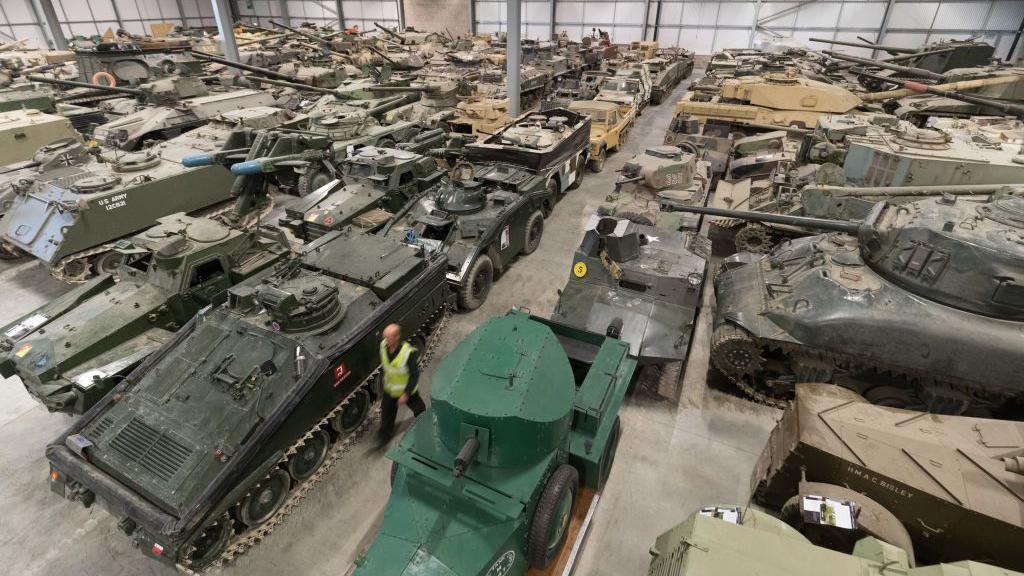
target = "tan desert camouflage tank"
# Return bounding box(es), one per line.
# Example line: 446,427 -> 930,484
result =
449,96 -> 513,136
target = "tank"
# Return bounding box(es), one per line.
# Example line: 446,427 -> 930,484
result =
0,210 -> 292,414
811,36 -> 996,72
596,63 -> 652,112
0,108 -> 79,165
0,106 -> 302,281
45,222 -> 453,570
72,44 -> 195,86
647,505 -> 1021,576
670,191 -> 1024,415
354,310 -> 634,576
750,383 -> 1024,571
383,108 -> 591,310
449,96 -> 513,136
279,146 -> 445,241
552,216 -> 707,400
606,145 -> 713,231
647,51 -> 694,105
374,80 -> 461,128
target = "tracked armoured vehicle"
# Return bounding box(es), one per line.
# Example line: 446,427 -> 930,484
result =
647,505 -> 1022,576
751,383 -> 1024,571
449,96 -> 513,136
279,146 -> 445,241
354,310 -> 634,575
671,191 -> 1024,415
0,106 -> 301,281
647,51 -> 694,105
45,222 -> 453,571
383,108 -> 590,310
552,216 -> 707,400
0,109 -> 80,166
811,36 -> 996,73
606,145 -> 713,231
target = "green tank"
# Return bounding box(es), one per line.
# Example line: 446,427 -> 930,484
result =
354,310 -> 635,575
647,505 -> 1021,576
609,145 -> 713,232
751,383 -> 1024,571
552,216 -> 707,400
647,50 -> 694,105
45,221 -> 453,570
280,146 -> 445,241
0,106 -> 302,281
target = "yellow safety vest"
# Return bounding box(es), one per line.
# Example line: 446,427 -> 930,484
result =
380,340 -> 415,398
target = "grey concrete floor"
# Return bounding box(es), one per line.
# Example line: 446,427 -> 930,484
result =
0,74 -> 781,575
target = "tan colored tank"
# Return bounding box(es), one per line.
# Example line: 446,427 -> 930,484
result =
449,96 -> 513,136
0,109 -> 80,165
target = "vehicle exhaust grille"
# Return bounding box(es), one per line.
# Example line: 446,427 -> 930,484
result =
109,417 -> 193,482
91,416 -> 114,438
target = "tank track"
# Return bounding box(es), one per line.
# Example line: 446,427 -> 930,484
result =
711,324 -> 789,409
51,198 -> 274,283
183,306 -> 451,573
0,240 -> 23,259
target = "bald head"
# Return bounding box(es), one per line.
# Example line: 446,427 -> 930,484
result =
384,323 -> 402,353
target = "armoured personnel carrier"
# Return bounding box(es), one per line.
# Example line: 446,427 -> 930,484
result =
647,52 -> 694,105
670,191 -> 1024,415
29,71 -> 278,149
597,64 -> 653,113
541,71 -> 608,110
0,108 -> 79,165
384,108 -> 591,310
354,310 -> 634,575
606,145 -> 713,231
0,211 -> 292,414
279,146 -> 445,241
0,106 -> 301,281
704,48 -> 798,78
552,216 -> 707,400
647,505 -> 1022,576
45,221 -> 453,571
751,383 -> 1024,571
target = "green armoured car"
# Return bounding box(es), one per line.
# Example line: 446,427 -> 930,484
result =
0,212 -> 292,414
355,310 -> 635,575
46,224 -> 453,570
648,506 -> 1022,576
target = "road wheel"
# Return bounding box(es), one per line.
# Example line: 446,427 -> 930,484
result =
527,464 -> 579,569
239,469 -> 290,527
287,429 -> 330,482
183,513 -> 232,570
711,323 -> 763,378
331,388 -> 372,435
93,251 -> 123,276
458,254 -> 494,310
521,210 -> 544,255
296,169 -> 333,197
61,258 -> 91,283
567,155 -> 585,190
0,242 -> 22,259
588,148 -> 606,172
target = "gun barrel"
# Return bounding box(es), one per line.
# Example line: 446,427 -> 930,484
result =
248,75 -> 340,95
814,183 -> 1024,197
190,50 -> 299,82
810,37 -> 915,54
365,44 -> 397,64
269,20 -> 329,45
823,51 -> 944,81
672,204 -> 862,233
26,74 -> 144,96
858,71 -> 1024,117
884,46 -> 956,64
375,22 -> 404,41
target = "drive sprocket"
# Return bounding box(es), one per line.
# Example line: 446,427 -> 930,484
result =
734,224 -> 772,254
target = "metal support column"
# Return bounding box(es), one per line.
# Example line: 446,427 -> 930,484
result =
652,0 -> 664,42
108,0 -> 126,31
334,0 -> 345,29
278,0 -> 290,26
470,0 -> 476,35
398,0 -> 406,30
641,0 -> 652,41
507,0 -> 521,116
550,0 -> 557,40
747,0 -> 763,48
36,0 -> 66,50
211,0 -> 241,62
174,0 -> 189,26
872,0 -> 896,59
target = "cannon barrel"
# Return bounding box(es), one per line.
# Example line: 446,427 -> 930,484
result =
884,46 -> 957,64
248,75 -> 340,95
190,50 -> 300,82
810,37 -> 916,54
365,44 -> 397,64
811,183 -> 1024,197
375,22 -> 405,42
860,72 -> 1023,101
363,93 -> 419,115
452,437 -> 480,478
823,51 -> 944,81
669,204 -> 862,233
26,74 -> 144,96
269,19 -> 332,46
858,71 -> 1024,117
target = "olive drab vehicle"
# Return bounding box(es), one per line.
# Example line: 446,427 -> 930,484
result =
669,191 -> 1024,415
647,51 -> 694,105
647,506 -> 1023,576
0,212 -> 292,414
751,383 -> 1024,571
45,221 -> 453,570
810,36 -> 996,73
383,107 -> 590,310
0,109 -> 80,166
552,216 -> 707,400
567,99 -> 634,173
280,146 -> 445,241
0,106 -> 301,281
354,310 -> 634,576
606,145 -> 713,231
28,70 -> 279,150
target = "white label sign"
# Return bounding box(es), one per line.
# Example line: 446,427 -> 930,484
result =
5,313 -> 48,340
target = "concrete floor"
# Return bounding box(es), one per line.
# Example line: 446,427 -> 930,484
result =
0,74 -> 781,576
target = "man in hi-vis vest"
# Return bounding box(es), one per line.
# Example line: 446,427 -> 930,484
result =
378,323 -> 426,444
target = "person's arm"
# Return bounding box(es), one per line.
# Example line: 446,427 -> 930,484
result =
403,349 -> 420,396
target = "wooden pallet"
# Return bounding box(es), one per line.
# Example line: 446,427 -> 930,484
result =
528,488 -> 599,576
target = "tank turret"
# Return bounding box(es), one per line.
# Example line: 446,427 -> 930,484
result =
858,72 -> 1024,118
812,36 -> 995,71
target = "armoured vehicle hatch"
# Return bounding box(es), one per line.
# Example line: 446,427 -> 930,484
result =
670,191 -> 1024,414
552,216 -> 707,400
354,310 -> 634,576
647,505 -> 1022,576
0,212 -> 292,414
752,383 -> 1024,571
45,223 -> 453,570
606,145 -> 713,231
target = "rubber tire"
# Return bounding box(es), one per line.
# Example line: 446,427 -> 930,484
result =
864,386 -> 915,409
527,464 -> 579,570
521,210 -> 544,255
567,154 -> 585,190
588,148 -> 606,172
287,428 -> 330,482
457,254 -> 494,310
297,169 -> 333,198
331,388 -> 372,435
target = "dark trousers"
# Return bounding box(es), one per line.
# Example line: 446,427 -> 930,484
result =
378,391 -> 426,442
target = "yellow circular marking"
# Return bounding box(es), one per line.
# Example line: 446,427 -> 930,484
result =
573,262 -> 587,278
